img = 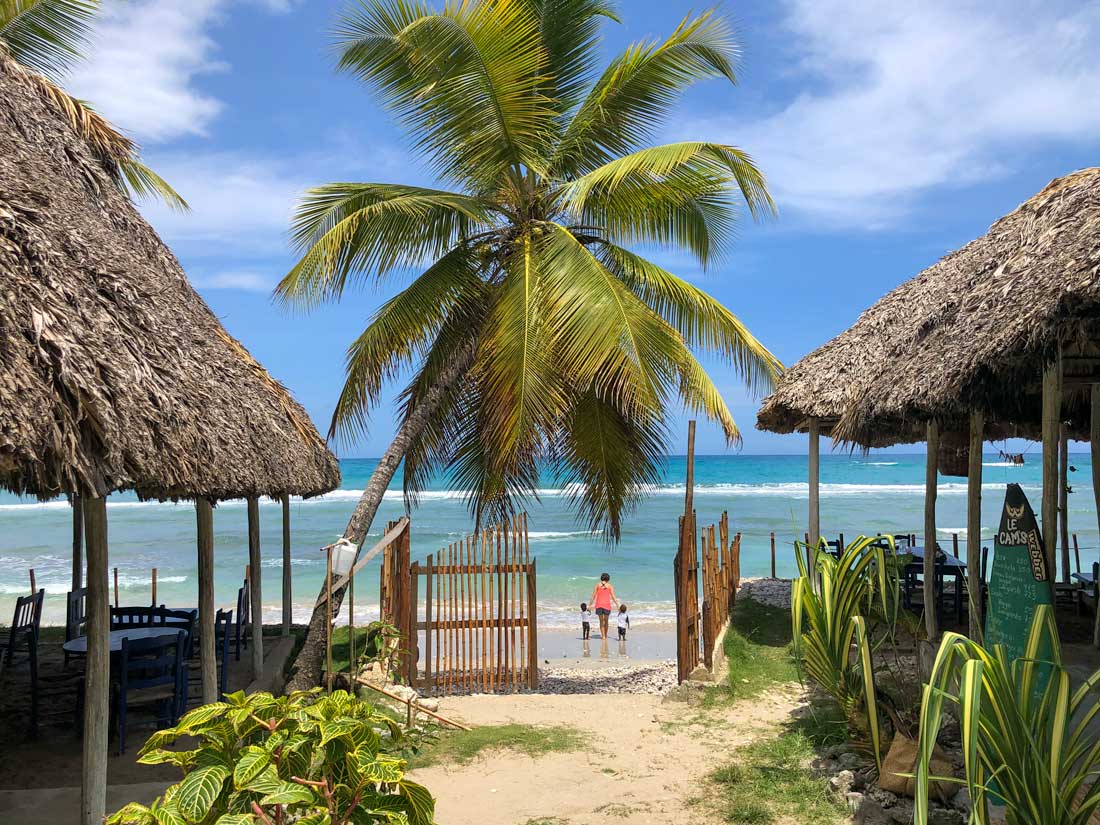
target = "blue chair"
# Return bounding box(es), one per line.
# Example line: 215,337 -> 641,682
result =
110,606 -> 158,629
216,608 -> 233,698
234,584 -> 250,661
113,631 -> 186,754
154,608 -> 196,658
1,589 -> 44,736
64,588 -> 87,669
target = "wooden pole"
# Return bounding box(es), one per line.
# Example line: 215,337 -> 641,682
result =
1059,422 -> 1071,584
71,493 -> 83,592
325,547 -> 333,692
1073,534 -> 1081,576
247,496 -> 263,680
425,554 -> 433,693
151,567 -> 157,606
967,410 -> 984,641
808,417 -> 822,553
770,532 -> 776,578
29,568 -> 36,593
196,498 -> 217,702
1091,385 -> 1100,649
81,496 -> 109,825
113,567 -> 119,608
925,420 -> 940,641
527,556 -> 538,689
1042,359 -> 1061,592
282,495 -> 292,636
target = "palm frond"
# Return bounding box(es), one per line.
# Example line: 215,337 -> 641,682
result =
598,241 -> 783,395
0,0 -> 98,80
553,8 -> 738,176
118,157 -> 189,211
334,0 -> 554,188
676,346 -> 740,444
279,183 -> 497,307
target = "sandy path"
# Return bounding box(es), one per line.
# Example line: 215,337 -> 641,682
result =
411,685 -> 808,825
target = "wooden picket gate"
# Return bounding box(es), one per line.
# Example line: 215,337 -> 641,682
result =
675,511 -> 741,682
381,514 -> 538,694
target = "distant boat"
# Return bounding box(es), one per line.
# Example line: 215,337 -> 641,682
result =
997,450 -> 1026,465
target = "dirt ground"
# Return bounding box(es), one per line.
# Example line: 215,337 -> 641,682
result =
410,684 -> 809,825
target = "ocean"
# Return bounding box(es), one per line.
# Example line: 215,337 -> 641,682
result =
2,453 -> 1095,628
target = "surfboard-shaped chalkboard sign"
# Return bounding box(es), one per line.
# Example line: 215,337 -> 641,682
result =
984,483 -> 1053,659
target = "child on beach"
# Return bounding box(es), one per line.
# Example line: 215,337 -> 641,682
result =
616,604 -> 630,640
580,603 -> 592,640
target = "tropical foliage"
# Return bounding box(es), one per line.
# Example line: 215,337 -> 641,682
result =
278,0 -> 781,539
0,0 -> 186,208
915,605 -> 1100,825
792,536 -> 903,769
105,689 -> 433,825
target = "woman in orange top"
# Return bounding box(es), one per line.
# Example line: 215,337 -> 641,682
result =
589,572 -> 619,640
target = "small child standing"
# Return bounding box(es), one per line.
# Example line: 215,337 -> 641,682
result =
580,603 -> 592,640
616,604 -> 630,640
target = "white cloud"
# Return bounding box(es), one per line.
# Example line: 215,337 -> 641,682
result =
192,271 -> 273,291
695,1 -> 1100,226
66,0 -> 227,143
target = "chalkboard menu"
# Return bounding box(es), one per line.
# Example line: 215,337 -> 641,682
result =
984,483 -> 1053,659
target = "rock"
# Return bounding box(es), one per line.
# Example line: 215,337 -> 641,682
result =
829,770 -> 855,796
418,697 -> 439,713
868,787 -> 898,808
927,807 -> 965,825
952,788 -> 972,816
887,798 -> 914,823
661,681 -> 708,704
686,665 -> 714,682
845,791 -> 865,813
838,751 -> 862,770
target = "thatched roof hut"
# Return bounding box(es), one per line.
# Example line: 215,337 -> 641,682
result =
0,54 -> 340,501
757,168 -> 1100,448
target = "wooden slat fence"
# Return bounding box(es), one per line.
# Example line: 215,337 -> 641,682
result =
675,510 -> 741,682
385,514 -> 538,694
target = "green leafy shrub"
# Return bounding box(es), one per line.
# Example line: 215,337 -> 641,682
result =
106,689 -> 434,825
915,604 -> 1100,825
791,535 -> 902,768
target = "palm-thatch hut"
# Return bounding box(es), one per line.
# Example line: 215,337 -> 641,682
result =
1,53 -> 339,823
757,168 -> 1100,643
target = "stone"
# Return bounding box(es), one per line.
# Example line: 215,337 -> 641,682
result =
418,697 -> 439,713
867,787 -> 898,808
829,770 -> 855,796
838,751 -> 862,770
887,798 -> 914,823
687,665 -> 714,682
951,788 -> 972,816
845,791 -> 865,813
927,807 -> 965,825
661,681 -> 708,704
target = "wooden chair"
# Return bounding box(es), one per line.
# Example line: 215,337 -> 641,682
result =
113,631 -> 186,754
216,608 -> 233,698
64,588 -> 87,669
234,583 -> 250,661
154,608 -> 196,658
110,605 -> 158,629
1,589 -> 44,735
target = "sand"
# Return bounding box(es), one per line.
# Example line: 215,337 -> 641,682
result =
410,683 -> 808,825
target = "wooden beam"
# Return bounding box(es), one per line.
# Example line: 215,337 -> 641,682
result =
683,420 -> 696,521
196,498 -> 217,703
1042,360 -> 1061,592
809,417 -> 821,550
967,411 -> 984,642
925,420 -> 940,641
71,493 -> 83,592
247,496 -> 263,679
1059,423 -> 1071,584
1092,385 -> 1100,649
81,496 -> 109,825
315,518 -> 410,607
282,495 -> 292,637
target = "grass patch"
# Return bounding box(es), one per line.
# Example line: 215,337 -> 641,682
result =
718,596 -> 798,702
708,706 -> 848,825
408,723 -> 584,769
328,624 -> 377,674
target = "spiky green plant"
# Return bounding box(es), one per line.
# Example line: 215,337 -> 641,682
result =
792,535 -> 901,769
915,604 -> 1100,825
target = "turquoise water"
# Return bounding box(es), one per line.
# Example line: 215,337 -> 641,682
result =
2,453 -> 1094,627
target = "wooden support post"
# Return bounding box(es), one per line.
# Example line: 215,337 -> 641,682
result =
71,493 -> 83,592
967,410 -> 984,641
325,547 -> 333,692
29,568 -> 36,593
925,420 -> 940,641
527,557 -> 538,689
770,532 -> 776,578
247,496 -> 263,680
1091,385 -> 1100,649
151,567 -> 157,606
282,495 -> 292,636
808,417 -> 821,554
113,567 -> 119,608
425,554 -> 433,694
1059,422 -> 1071,584
1042,359 -> 1061,593
81,496 -> 109,825
196,498 -> 217,703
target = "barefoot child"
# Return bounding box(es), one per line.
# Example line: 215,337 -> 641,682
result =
616,604 -> 630,640
580,603 -> 592,640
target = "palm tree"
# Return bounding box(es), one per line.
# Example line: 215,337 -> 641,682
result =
282,0 -> 781,690
1,0 -> 186,208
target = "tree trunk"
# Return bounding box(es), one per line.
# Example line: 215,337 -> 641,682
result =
285,345 -> 474,692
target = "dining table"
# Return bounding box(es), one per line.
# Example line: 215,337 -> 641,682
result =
903,545 -> 967,626
62,626 -> 185,655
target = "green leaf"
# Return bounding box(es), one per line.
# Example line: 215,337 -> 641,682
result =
259,781 -> 318,806
176,702 -> 230,733
398,780 -> 435,825
232,746 -> 270,789
295,813 -> 332,825
356,753 -> 405,784
137,748 -> 199,769
148,800 -> 186,825
175,765 -> 230,821
242,765 -> 281,795
0,0 -> 98,80
105,802 -> 154,825
319,719 -> 364,746
213,816 -> 256,825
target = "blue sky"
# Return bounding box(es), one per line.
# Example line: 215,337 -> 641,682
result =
65,0 -> 1100,457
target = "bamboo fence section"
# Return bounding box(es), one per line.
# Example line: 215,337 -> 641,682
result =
675,511 -> 741,682
404,514 -> 537,695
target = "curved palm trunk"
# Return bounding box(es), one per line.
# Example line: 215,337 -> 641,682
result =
285,346 -> 473,692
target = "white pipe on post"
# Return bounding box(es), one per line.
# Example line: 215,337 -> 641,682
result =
247,496 -> 263,680
81,496 -> 109,825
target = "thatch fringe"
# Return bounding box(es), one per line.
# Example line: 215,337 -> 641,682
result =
757,168 -> 1100,448
0,53 -> 339,500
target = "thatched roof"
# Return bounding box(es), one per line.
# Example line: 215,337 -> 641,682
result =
757,168 -> 1100,448
0,55 -> 341,500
